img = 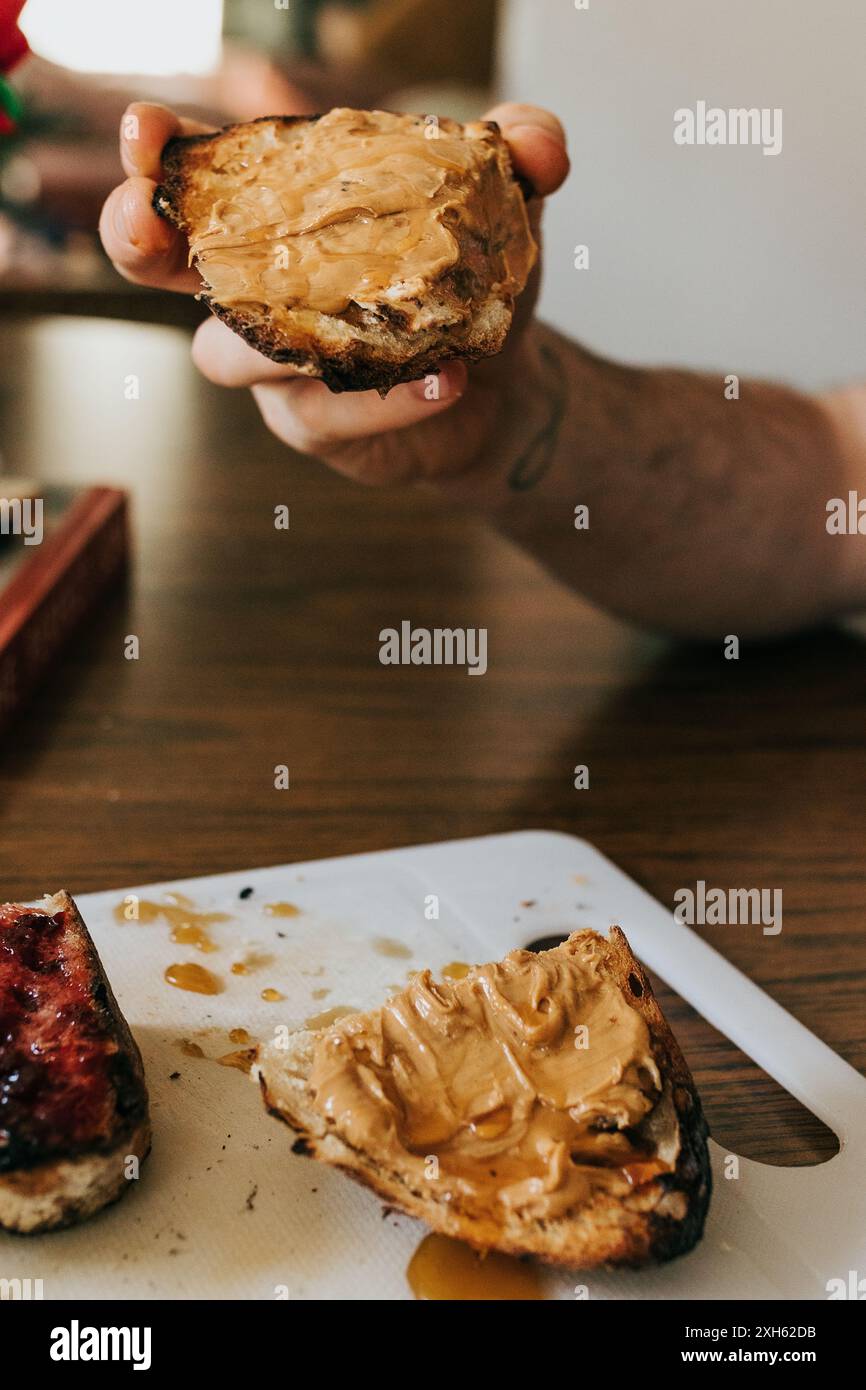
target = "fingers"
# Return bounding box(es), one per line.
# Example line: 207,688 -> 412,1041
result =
99,177 -> 202,292
250,365 -> 466,456
120,102 -> 213,180
191,318 -> 314,387
483,102 -> 570,199
99,104 -> 214,292
192,316 -> 467,456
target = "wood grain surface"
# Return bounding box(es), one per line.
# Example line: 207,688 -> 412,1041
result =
2,310 -> 863,1167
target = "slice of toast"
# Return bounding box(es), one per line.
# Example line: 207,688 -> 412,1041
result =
0,891 -> 150,1233
154,107 -> 537,393
255,927 -> 711,1269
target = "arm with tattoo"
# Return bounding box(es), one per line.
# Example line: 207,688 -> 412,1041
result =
437,322 -> 866,639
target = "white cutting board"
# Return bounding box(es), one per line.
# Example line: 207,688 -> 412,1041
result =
4,831 -> 864,1300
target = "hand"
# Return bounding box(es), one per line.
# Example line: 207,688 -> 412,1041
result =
99,101 -> 569,485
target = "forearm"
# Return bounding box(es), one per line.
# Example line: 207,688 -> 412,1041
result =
442,322 -> 862,639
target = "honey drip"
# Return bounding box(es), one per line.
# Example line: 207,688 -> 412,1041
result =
231,951 -> 273,976
165,963 -> 222,995
171,923 -> 219,953
217,1048 -> 257,1074
114,897 -> 230,957
407,1234 -> 544,1301
372,936 -> 413,959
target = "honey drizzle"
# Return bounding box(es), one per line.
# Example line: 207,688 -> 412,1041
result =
217,1048 -> 257,1074
165,963 -> 222,995
372,936 -> 413,959
114,897 -> 230,955
171,923 -> 219,953
407,1234 -> 545,1301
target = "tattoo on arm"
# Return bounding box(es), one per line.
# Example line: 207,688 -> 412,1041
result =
507,342 -> 568,491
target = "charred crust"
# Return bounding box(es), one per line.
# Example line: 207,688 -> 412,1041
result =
606,930 -> 712,1263
514,173 -> 535,203
197,295 -> 510,394
158,112 -> 325,178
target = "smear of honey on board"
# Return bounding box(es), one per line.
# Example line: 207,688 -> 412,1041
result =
114,897 -> 230,953
171,923 -> 219,953
217,1048 -> 257,1074
372,936 -> 413,959
178,1039 -> 206,1057
230,951 -> 273,977
229,1028 -> 252,1045
407,1234 -> 544,1301
165,963 -> 222,995
441,961 -> 471,980
264,902 -> 301,918
261,988 -> 285,1003
305,1005 -> 355,1029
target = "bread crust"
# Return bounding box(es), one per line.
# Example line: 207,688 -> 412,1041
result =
0,1121 -> 151,1235
0,891 -> 151,1234
256,928 -> 711,1270
153,112 -> 534,393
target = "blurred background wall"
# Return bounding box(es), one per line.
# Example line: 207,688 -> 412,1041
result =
499,0 -> 866,390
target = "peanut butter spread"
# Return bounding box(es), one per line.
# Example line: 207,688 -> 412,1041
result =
188,108 -> 536,327
309,934 -> 669,1222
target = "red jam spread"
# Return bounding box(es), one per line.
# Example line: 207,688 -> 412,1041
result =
0,905 -> 138,1170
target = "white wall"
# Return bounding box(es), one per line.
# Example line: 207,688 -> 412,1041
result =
498,0 -> 866,390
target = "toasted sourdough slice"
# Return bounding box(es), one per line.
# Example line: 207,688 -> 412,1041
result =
255,927 -> 711,1269
0,891 -> 150,1234
153,107 -> 537,393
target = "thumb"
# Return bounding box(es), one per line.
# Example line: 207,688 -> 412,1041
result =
483,102 -> 570,200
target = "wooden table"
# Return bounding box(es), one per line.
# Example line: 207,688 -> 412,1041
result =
1,310 -> 863,1168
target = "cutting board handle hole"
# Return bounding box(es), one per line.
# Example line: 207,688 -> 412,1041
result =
644,967 -> 839,1167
